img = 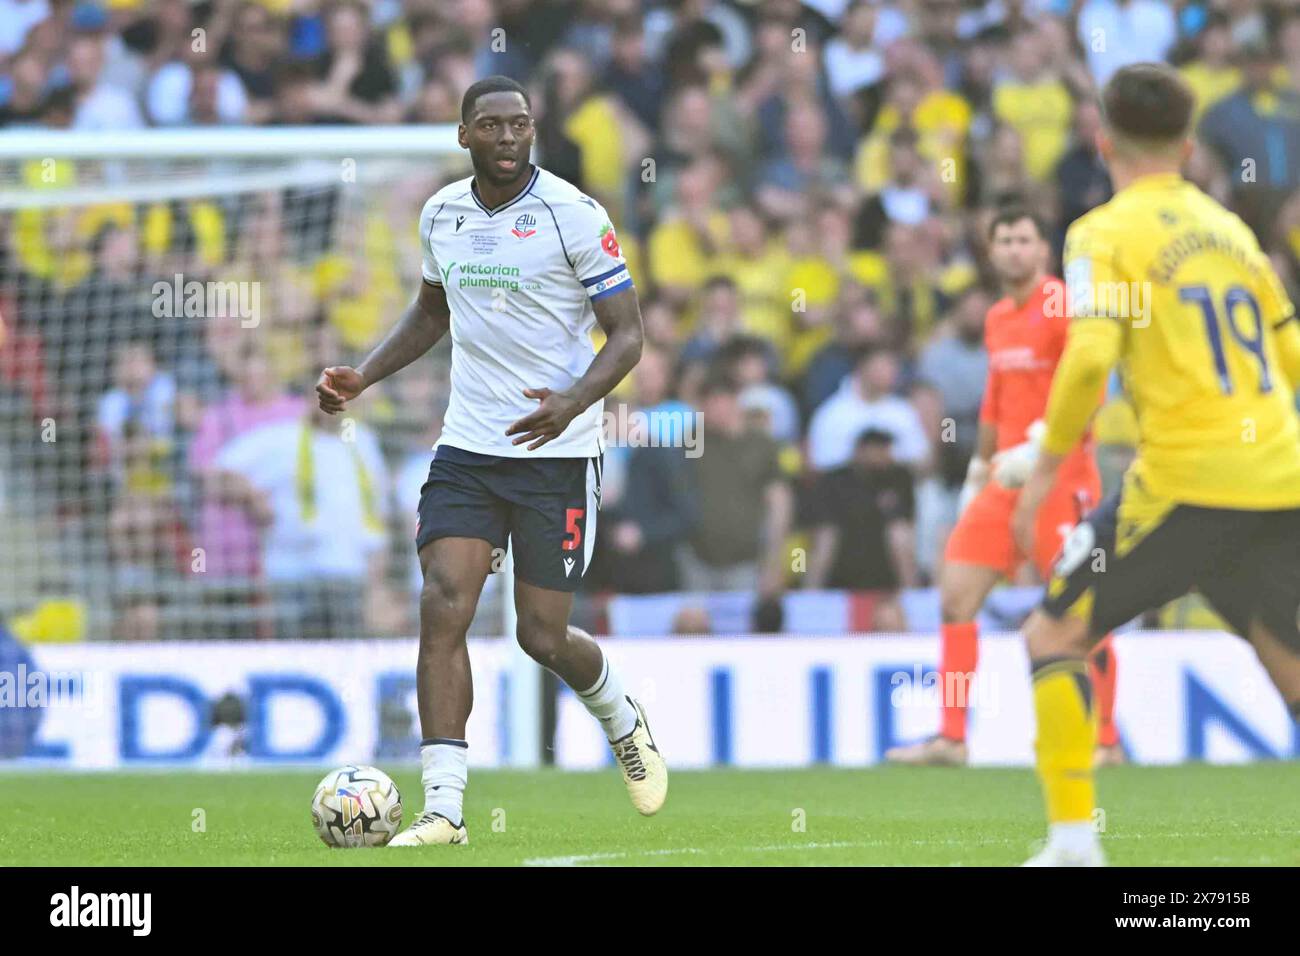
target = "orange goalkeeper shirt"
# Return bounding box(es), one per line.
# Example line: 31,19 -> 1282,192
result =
980,275 -> 1094,477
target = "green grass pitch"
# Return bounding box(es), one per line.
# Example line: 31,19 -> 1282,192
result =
5,763 -> 1298,866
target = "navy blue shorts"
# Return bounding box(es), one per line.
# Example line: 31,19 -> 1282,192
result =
415,445 -> 602,592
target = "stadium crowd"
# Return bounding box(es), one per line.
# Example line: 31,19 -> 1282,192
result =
3,0 -> 1300,640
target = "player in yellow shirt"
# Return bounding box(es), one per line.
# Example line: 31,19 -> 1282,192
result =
1009,63 -> 1300,866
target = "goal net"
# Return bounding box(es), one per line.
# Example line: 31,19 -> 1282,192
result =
0,126 -> 492,646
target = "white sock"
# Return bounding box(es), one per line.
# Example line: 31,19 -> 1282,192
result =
577,653 -> 638,741
419,738 -> 468,825
1049,821 -> 1099,854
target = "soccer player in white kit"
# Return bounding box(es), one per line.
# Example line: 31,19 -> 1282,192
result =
316,76 -> 667,846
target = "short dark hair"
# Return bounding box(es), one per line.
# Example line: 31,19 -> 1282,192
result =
461,75 -> 530,123
1101,63 -> 1195,145
988,203 -> 1047,240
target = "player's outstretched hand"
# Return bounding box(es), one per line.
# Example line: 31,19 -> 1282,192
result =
506,387 -> 581,451
316,366 -> 365,414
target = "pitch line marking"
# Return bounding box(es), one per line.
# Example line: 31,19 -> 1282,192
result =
521,828 -> 1300,866
522,842 -> 998,868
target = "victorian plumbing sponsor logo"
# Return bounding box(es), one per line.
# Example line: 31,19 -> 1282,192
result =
50,887 -> 152,936
440,260 -> 540,292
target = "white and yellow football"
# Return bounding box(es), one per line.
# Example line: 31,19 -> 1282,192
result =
310,765 -> 403,848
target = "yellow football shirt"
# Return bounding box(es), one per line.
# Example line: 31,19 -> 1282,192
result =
992,78 -> 1072,181
1044,172 -> 1300,510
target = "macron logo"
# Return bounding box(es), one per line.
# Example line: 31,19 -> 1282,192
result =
50,886 -> 151,936
563,557 -> 576,577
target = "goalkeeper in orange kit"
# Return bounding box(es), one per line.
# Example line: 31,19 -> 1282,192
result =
886,207 -> 1121,767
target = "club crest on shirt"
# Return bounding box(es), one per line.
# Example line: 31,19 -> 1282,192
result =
512,213 -> 538,239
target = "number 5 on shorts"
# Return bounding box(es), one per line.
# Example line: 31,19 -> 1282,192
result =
563,507 -> 584,551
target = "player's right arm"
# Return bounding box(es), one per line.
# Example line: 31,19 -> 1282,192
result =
316,280 -> 451,414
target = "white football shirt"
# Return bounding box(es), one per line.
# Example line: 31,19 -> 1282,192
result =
418,165 -> 634,458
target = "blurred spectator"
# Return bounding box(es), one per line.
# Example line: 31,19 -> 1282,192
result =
716,206 -> 793,351
1077,0 -> 1177,86
744,23 -> 855,161
212,404 -> 393,639
647,156 -> 730,306
1179,12 -> 1242,124
96,340 -> 177,489
535,46 -> 646,211
1199,39 -> 1300,239
973,121 -> 1037,207
219,1 -> 288,124
853,127 -> 940,250
605,11 -> 667,130
305,0 -> 400,124
561,0 -> 638,71
681,275 -> 743,365
0,0 -> 48,58
992,28 -> 1072,182
806,428 -> 916,630
913,287 -> 989,492
67,32 -> 144,130
649,84 -> 749,215
148,52 -> 248,126
823,0 -> 885,100
190,344 -> 306,581
596,347 -> 698,594
853,51 -> 971,204
756,106 -> 853,221
802,294 -> 887,417
645,0 -> 752,74
1054,100 -> 1112,247
683,374 -> 791,595
911,287 -> 990,577
784,204 -> 856,373
808,347 -> 930,471
719,335 -> 800,444
877,221 -> 954,346
0,49 -> 50,125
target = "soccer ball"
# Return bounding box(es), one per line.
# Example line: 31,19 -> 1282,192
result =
310,765 -> 403,848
